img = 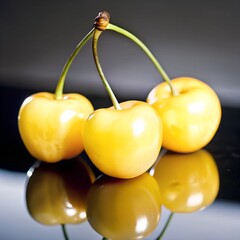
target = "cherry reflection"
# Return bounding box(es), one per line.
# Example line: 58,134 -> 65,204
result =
86,172 -> 162,240
25,157 -> 95,226
153,149 -> 220,213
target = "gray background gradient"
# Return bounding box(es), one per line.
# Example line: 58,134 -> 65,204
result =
1,0 -> 240,106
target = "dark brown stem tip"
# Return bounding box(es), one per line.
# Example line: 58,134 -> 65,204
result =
94,11 -> 110,31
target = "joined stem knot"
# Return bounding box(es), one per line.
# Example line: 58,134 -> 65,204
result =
94,11 -> 110,31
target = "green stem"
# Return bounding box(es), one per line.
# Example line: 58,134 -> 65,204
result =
92,29 -> 121,110
61,224 -> 70,240
106,23 -> 177,96
156,212 -> 174,240
54,28 -> 94,100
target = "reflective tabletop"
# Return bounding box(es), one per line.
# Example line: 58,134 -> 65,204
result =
0,86 -> 240,240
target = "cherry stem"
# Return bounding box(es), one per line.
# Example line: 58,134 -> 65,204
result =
54,28 -> 94,100
156,212 -> 174,240
61,224 -> 70,240
106,23 -> 177,96
92,28 -> 121,110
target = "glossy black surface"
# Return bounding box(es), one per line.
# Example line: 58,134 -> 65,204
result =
0,85 -> 240,240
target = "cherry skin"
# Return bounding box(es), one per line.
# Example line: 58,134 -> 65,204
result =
18,92 -> 94,162
147,77 -> 221,153
83,100 -> 163,179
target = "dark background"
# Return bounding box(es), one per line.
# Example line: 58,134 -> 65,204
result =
0,0 -> 240,202
1,0 -> 240,105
